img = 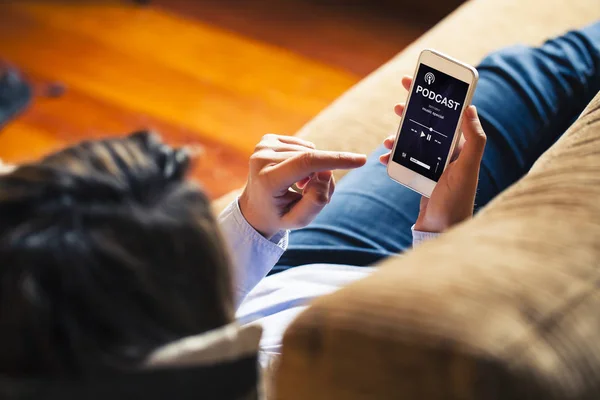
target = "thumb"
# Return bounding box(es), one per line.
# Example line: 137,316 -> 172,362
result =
456,106 -> 486,172
281,171 -> 332,229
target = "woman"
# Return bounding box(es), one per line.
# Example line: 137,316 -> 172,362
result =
0,22 -> 598,377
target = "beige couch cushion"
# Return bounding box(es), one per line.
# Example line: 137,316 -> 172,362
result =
212,0 -> 599,213
275,91 -> 600,398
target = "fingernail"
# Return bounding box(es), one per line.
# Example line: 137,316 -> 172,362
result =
316,171 -> 330,181
466,105 -> 477,119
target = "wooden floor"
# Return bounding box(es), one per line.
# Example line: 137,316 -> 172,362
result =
0,0 -> 441,198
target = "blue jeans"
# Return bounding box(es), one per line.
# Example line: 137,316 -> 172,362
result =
273,22 -> 600,273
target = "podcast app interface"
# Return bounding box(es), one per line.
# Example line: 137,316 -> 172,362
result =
393,63 -> 468,181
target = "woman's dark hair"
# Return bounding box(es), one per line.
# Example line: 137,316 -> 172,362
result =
0,132 -> 234,378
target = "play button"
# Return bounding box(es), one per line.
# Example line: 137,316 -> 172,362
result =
420,131 -> 426,138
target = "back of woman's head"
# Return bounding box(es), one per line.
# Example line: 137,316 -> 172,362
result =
0,132 -> 234,378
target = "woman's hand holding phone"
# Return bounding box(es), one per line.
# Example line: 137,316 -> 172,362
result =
380,76 -> 487,233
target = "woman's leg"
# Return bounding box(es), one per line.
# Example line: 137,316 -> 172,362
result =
273,22 -> 600,273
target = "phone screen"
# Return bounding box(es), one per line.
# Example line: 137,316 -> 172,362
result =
392,63 -> 469,182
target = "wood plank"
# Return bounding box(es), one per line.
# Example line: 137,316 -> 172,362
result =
0,0 -> 435,197
0,74 -> 249,198
0,2 -> 358,154
156,0 -> 435,76
0,121 -> 63,162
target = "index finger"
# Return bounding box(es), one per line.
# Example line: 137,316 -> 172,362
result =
268,150 -> 366,191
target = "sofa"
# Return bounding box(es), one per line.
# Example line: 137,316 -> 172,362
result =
214,0 -> 600,397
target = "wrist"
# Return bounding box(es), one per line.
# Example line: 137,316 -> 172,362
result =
414,213 -> 472,234
238,190 -> 278,238
414,218 -> 439,234
414,214 -> 448,234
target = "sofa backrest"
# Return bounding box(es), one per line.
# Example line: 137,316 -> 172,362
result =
211,0 -> 600,214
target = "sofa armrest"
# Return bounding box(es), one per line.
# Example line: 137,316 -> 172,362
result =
212,0 -> 599,214
275,93 -> 600,399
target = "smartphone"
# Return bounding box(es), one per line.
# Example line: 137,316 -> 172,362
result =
387,49 -> 478,197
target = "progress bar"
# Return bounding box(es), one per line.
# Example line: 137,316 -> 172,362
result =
409,119 -> 448,138
410,157 -> 430,170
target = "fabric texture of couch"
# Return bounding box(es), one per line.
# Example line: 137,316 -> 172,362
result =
276,91 -> 600,399
212,0 -> 600,397
256,0 -> 600,398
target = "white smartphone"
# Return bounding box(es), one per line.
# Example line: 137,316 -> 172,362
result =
387,49 -> 478,197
